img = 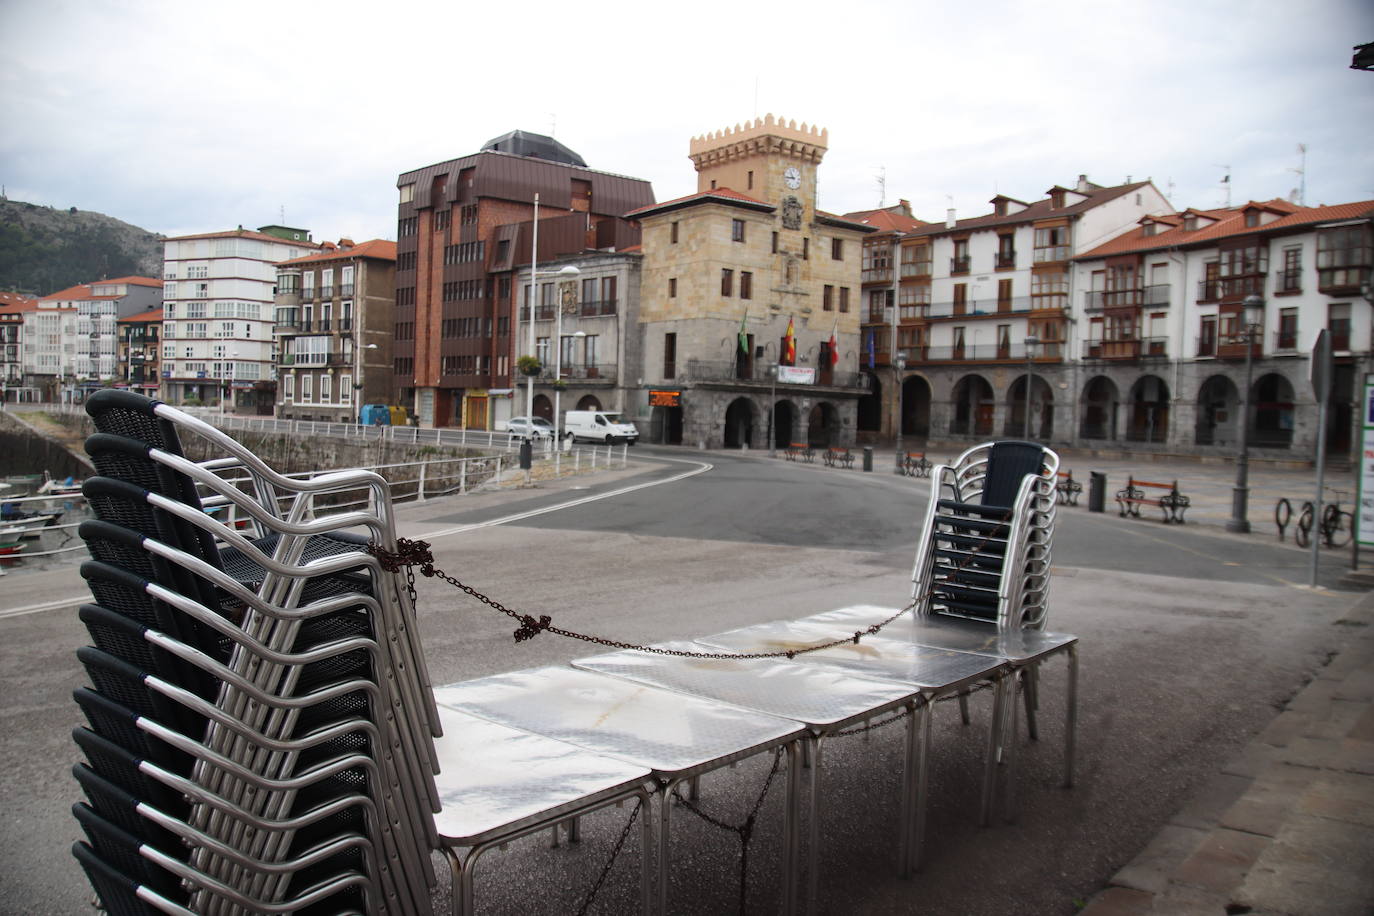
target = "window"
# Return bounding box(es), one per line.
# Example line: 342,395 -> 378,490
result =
1278,246 -> 1302,293
996,235 -> 1016,269
341,265 -> 354,296
399,184 -> 415,203
771,232 -> 779,254
902,244 -> 932,277
1329,303 -> 1351,351
302,272 -> 315,298
194,283 -> 208,298
747,170 -> 754,190
721,269 -> 734,297
951,239 -> 970,273
668,278 -> 677,298
1317,225 -> 1372,292
671,222 -> 679,244
1245,211 -> 1259,228
302,374 -> 312,402
997,278 -> 1013,311
839,287 -> 850,313
1277,308 -> 1298,350
1198,315 -> 1217,357
953,283 -> 968,315
599,276 -> 617,314
740,272 -> 753,300
823,285 -> 834,311
1033,226 -> 1070,262
831,238 -> 843,260
732,219 -> 746,243
664,332 -> 676,379
560,335 -> 575,372
802,238 -> 809,260
536,337 -> 550,364
583,335 -> 598,369
320,373 -> 331,404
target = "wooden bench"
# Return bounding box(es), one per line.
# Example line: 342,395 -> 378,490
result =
1115,476 -> 1189,523
785,442 -> 815,462
1056,470 -> 1082,506
823,447 -> 855,469
894,451 -> 932,478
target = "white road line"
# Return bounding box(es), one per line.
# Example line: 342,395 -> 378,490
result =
416,457 -> 713,539
0,595 -> 87,619
0,457 -> 713,620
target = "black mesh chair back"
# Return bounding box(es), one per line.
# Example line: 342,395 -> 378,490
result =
979,440 -> 1048,508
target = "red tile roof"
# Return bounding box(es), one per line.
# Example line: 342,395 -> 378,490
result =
40,283 -> 96,301
905,181 -> 1155,238
625,188 -> 773,218
164,227 -> 321,248
1078,199 -> 1374,259
842,207 -> 928,233
118,307 -> 164,323
0,291 -> 37,309
276,239 -> 397,266
95,276 -> 162,288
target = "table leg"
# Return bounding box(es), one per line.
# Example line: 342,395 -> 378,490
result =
909,698 -> 932,875
980,673 -> 1006,827
1065,643 -> 1079,788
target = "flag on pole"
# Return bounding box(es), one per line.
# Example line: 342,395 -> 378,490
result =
738,309 -> 749,355
866,330 -> 875,368
827,318 -> 839,367
783,315 -> 796,365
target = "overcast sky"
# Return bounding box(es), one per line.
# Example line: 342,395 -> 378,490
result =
2,0 -> 1371,246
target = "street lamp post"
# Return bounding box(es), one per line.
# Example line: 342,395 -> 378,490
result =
1226,294 -> 1266,533
1023,334 -> 1040,439
354,341 -> 378,420
895,352 -> 907,458
222,350 -> 238,419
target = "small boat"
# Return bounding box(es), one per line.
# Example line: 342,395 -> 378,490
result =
0,541 -> 25,556
0,505 -> 62,538
37,472 -> 83,496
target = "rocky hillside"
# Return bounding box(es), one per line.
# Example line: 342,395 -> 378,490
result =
0,197 -> 162,295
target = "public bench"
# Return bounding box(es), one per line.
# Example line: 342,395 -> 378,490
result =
895,451 -> 932,478
823,447 -> 855,469
785,442 -> 815,462
1056,470 -> 1082,506
1115,476 -> 1189,523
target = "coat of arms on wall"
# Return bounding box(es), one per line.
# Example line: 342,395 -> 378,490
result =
781,195 -> 803,230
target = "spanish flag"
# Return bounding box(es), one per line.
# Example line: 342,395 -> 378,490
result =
783,315 -> 796,365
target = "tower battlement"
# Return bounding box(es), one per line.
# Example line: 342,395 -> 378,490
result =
689,114 -> 828,171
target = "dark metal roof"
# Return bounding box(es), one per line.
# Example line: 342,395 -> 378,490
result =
481,130 -> 587,167
398,151 -> 653,218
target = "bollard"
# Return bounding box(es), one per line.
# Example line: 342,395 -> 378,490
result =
1088,471 -> 1106,513
862,446 -> 874,472
518,439 -> 532,470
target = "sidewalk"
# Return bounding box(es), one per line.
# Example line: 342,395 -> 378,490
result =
1079,589 -> 1374,916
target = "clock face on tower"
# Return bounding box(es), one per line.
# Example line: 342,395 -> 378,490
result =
783,167 -> 801,189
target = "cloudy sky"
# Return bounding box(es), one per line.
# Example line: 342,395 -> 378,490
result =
2,0 -> 1371,244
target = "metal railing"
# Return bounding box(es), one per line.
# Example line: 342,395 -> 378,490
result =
926,295 -> 1035,318
1083,285 -> 1172,311
682,359 -> 866,388
1082,338 -> 1169,360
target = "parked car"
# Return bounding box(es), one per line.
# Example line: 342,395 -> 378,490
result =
505,416 -> 555,440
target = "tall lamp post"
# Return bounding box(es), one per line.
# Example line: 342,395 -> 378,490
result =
1023,334 -> 1040,439
354,341 -> 378,420
894,352 -> 907,457
1226,294 -> 1266,533
551,266 -> 582,444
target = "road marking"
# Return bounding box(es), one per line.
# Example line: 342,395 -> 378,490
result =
0,595 -> 87,619
414,457 -> 714,540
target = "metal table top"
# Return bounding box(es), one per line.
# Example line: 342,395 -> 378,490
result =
572,640 -> 920,730
696,618 -> 1003,692
803,605 -> 1078,663
434,666 -> 806,777
430,706 -> 651,846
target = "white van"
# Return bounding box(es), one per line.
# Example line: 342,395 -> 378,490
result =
564,410 -> 639,444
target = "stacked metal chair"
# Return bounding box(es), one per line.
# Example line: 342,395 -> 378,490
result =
911,439 -> 1059,630
69,390 -> 441,916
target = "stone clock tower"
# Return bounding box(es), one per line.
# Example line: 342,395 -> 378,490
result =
688,115 -> 828,225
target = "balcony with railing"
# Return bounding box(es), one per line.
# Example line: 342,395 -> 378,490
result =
1033,245 -> 1070,263
1274,327 -> 1299,352
319,285 -> 334,300
897,341 -> 1063,364
340,284 -> 355,297
926,295 -> 1037,319
1083,285 -> 1172,312
578,299 -> 618,317
1082,338 -> 1168,360
995,251 -> 1017,270
950,255 -> 971,274
682,359 -> 866,389
861,267 -> 893,284
1273,268 -> 1302,295
901,260 -> 932,278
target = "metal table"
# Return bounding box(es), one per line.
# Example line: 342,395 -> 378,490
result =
431,706 -> 654,916
434,666 -> 808,915
804,604 -> 1079,822
695,618 -> 1005,874
572,641 -> 924,913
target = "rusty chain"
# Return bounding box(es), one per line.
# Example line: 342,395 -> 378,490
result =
573,798 -> 642,916
669,748 -> 784,913
367,501 -> 1012,662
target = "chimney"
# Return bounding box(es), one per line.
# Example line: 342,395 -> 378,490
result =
897,199 -> 912,217
321,241 -> 337,251
338,238 -> 354,249
1076,174 -> 1091,193
945,208 -> 957,229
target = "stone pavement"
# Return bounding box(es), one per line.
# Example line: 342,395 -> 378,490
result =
1079,588 -> 1374,916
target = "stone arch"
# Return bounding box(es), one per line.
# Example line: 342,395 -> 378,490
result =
806,401 -> 841,446
532,393 -> 553,422
1007,373 -> 1054,440
900,374 -> 932,439
723,397 -> 757,449
857,371 -> 882,434
1080,375 -> 1120,441
951,374 -> 995,437
771,399 -> 798,450
1126,375 -> 1170,443
1253,372 -> 1296,449
575,394 -> 603,411
1195,375 -> 1239,446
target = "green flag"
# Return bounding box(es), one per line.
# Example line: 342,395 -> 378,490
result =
738,309 -> 749,355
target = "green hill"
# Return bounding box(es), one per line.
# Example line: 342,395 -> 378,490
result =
0,197 -> 163,295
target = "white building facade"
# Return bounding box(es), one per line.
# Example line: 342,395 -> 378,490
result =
161,227 -> 318,412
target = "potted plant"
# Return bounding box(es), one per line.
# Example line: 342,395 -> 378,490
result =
517,355 -> 542,377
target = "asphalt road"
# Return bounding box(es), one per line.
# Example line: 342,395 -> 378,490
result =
0,445 -> 1361,915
